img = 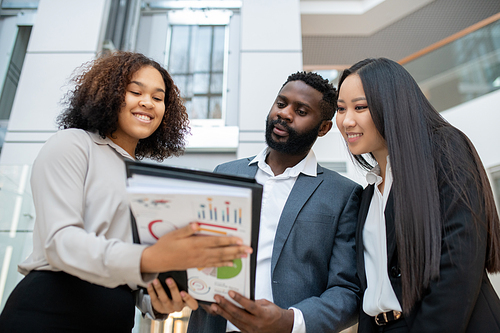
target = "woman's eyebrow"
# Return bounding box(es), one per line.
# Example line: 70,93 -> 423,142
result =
338,97 -> 366,103
130,80 -> 165,93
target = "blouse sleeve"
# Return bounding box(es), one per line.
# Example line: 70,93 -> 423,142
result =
25,130 -> 154,288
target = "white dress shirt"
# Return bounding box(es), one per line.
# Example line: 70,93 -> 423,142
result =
226,147 -> 316,333
362,157 -> 402,316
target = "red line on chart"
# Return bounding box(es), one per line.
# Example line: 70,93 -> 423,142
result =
148,220 -> 162,240
197,222 -> 237,231
199,228 -> 227,235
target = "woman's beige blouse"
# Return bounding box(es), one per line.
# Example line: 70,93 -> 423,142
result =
19,129 -> 156,289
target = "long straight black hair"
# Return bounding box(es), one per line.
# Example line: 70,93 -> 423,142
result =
338,58 -> 500,313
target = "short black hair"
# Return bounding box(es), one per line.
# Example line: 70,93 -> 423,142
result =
281,71 -> 337,120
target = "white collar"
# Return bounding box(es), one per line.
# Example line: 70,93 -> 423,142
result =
249,147 -> 317,178
366,156 -> 391,185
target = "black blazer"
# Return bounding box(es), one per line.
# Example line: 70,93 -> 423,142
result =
356,180 -> 500,333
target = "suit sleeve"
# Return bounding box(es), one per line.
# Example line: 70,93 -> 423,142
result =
408,166 -> 487,332
295,184 -> 362,333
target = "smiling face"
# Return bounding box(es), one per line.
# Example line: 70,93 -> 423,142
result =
265,80 -> 332,156
336,74 -> 387,161
110,65 -> 166,156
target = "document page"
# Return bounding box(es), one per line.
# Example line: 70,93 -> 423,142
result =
127,173 -> 254,304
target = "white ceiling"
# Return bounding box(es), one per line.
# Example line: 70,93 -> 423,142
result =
301,0 -> 387,15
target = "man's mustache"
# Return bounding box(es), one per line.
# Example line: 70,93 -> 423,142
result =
270,119 -> 293,133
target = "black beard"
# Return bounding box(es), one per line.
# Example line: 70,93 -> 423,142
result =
265,116 -> 321,155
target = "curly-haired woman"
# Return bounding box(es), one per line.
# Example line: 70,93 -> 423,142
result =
0,51 -> 251,332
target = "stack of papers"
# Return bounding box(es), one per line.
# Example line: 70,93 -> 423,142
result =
125,161 -> 262,304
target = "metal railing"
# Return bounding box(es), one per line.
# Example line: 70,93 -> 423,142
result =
401,12 -> 500,112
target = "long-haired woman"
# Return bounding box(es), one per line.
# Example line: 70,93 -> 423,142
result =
335,57 -> 500,332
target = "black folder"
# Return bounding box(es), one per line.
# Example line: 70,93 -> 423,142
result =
125,160 -> 262,302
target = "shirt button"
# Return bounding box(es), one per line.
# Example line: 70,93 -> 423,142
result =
390,266 -> 401,278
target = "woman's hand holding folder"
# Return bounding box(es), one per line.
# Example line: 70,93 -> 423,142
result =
148,277 -> 198,313
140,222 -> 253,273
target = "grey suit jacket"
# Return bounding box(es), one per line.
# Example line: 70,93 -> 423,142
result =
187,156 -> 362,333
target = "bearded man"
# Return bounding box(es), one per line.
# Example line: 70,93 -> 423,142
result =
188,72 -> 362,333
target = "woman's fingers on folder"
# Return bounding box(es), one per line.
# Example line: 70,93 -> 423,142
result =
148,278 -> 198,314
192,235 -> 253,268
140,223 -> 252,272
180,291 -> 198,310
169,223 -> 253,267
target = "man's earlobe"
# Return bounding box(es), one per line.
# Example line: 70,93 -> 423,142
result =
318,120 -> 333,137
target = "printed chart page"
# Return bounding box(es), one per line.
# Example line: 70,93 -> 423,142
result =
127,173 -> 254,304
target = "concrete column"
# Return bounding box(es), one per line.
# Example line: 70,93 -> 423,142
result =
0,0 -> 109,165
237,0 -> 303,159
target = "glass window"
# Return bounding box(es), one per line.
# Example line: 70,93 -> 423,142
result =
403,18 -> 500,112
167,25 -> 227,121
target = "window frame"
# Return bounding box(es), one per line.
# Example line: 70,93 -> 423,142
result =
164,9 -> 232,127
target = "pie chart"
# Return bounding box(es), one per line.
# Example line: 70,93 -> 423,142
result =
200,259 -> 242,279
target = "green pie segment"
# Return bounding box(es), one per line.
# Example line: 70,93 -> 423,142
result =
217,258 -> 242,279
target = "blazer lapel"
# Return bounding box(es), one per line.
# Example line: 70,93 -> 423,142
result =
384,191 -> 397,263
241,158 -> 259,178
270,166 -> 324,275
357,184 -> 374,289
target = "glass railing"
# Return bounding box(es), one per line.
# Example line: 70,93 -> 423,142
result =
0,164 -> 34,311
401,13 -> 500,112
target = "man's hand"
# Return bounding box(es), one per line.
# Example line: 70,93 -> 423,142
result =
210,291 -> 294,333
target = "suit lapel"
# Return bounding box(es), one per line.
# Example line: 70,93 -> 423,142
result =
242,158 -> 259,178
270,165 -> 324,275
357,184 -> 374,289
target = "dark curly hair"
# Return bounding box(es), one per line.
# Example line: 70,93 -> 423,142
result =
281,71 -> 337,120
57,51 -> 190,161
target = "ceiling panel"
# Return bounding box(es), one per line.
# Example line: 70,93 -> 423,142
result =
302,0 -> 500,67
